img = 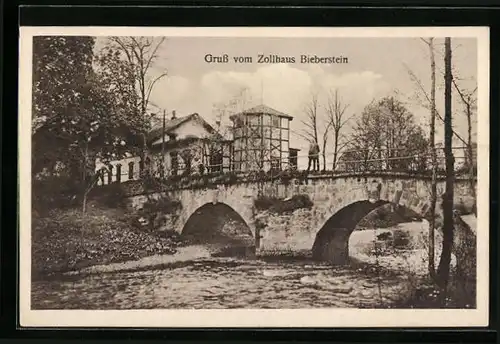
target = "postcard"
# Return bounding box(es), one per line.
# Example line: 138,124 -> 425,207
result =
19,26 -> 489,327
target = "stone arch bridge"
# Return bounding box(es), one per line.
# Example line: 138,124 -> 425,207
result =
121,173 -> 476,265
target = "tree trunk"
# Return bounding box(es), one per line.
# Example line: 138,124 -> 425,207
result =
322,150 -> 327,172
332,131 -> 339,171
81,143 -> 89,215
82,192 -> 88,214
466,103 -> 477,216
437,37 -> 455,294
428,37 -> 437,280
322,133 -> 328,172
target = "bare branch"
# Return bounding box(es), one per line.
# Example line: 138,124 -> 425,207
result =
145,71 -> 168,107
403,62 -> 468,146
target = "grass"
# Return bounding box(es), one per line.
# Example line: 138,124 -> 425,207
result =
349,223 -> 476,309
31,203 -> 183,280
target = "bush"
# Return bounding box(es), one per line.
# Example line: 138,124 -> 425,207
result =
31,207 -> 182,279
32,175 -> 78,215
377,231 -> 393,241
393,229 -> 411,249
138,195 -> 182,232
99,183 -> 127,208
254,194 -> 313,214
142,195 -> 182,215
254,195 -> 280,211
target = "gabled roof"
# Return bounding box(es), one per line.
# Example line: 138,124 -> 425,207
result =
148,113 -> 218,144
230,104 -> 294,120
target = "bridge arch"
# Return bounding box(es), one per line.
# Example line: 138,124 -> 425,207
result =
181,202 -> 255,257
311,179 -> 432,265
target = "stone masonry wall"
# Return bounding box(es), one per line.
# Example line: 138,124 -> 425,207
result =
124,175 -> 476,256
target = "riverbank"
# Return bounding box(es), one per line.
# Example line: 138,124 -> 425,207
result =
31,210 -> 476,309
62,245 -> 213,278
32,205 -> 183,280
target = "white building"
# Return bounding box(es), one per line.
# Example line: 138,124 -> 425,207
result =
96,105 -> 301,185
96,111 -> 231,185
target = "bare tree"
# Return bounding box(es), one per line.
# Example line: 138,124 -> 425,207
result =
420,37 -> 438,280
325,89 -> 352,171
300,92 -> 320,146
210,87 -> 257,172
437,37 -> 455,295
452,78 -> 477,216
320,121 -> 332,172
299,92 -> 335,171
104,37 -> 168,156
108,37 -> 167,116
405,64 -> 469,148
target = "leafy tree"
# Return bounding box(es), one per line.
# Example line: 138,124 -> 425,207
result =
32,36 -> 145,213
32,36 -> 95,174
342,97 -> 429,172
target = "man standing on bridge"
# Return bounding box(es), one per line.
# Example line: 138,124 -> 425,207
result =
307,141 -> 320,173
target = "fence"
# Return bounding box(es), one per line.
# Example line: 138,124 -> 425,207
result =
96,146 -> 476,186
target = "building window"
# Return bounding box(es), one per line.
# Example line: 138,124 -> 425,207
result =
289,150 -> 298,169
128,162 -> 134,179
210,148 -> 223,172
263,114 -> 271,126
281,117 -> 289,129
272,116 -> 280,127
281,128 -> 289,141
99,169 -> 106,185
249,115 -> 259,126
116,164 -> 122,183
107,165 -> 113,184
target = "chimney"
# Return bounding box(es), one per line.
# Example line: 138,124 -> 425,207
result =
172,110 -> 177,120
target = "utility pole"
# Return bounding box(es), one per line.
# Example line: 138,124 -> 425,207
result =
437,37 -> 455,293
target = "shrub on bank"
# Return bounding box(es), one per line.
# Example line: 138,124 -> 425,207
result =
32,175 -> 79,215
31,206 -> 182,280
98,183 -> 128,208
133,195 -> 183,232
393,229 -> 411,248
254,194 -> 313,214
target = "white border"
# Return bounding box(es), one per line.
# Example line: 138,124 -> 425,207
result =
19,26 -> 490,328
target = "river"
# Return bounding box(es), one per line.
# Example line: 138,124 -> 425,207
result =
32,225 -> 432,310
31,256 -> 416,309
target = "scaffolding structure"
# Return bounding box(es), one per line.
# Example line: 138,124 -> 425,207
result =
230,105 -> 293,172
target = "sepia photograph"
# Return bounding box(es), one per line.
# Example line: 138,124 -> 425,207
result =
19,26 -> 489,327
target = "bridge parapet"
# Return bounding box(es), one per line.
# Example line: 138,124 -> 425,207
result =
91,169 -> 477,200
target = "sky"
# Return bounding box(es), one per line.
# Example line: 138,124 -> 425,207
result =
96,36 -> 478,164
